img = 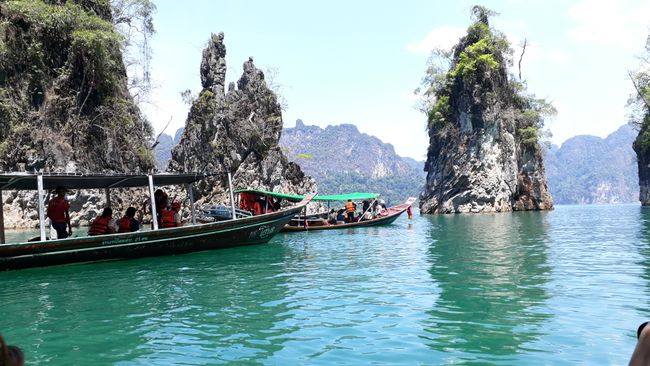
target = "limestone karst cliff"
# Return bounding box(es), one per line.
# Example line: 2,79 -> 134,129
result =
418,7 -> 553,214
168,33 -> 315,204
0,0 -> 155,172
0,0 -> 156,228
631,38 -> 650,205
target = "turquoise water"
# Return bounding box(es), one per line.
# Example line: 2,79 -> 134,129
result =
1,204 -> 648,365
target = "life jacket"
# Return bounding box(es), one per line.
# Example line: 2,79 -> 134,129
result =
118,217 -> 134,233
345,201 -> 356,213
161,209 -> 177,228
253,201 -> 263,216
88,216 -> 111,236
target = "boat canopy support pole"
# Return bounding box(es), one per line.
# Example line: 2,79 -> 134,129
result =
228,172 -> 236,220
148,175 -> 159,230
37,175 -> 46,241
0,190 -> 5,244
186,183 -> 196,225
104,188 -> 111,208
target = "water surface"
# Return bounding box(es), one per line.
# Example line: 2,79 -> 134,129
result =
1,205 -> 648,365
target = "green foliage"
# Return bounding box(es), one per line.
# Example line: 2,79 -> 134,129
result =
449,37 -> 499,80
427,95 -> 451,127
629,37 -> 650,154
417,5 -> 553,150
0,0 -> 156,171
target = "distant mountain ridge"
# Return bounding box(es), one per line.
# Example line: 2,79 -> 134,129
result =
544,124 -> 638,204
280,120 -> 425,205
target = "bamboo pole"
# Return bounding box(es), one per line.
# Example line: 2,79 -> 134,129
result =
186,183 -> 196,225
0,190 -> 5,244
37,175 -> 46,241
228,172 -> 236,220
148,175 -> 159,230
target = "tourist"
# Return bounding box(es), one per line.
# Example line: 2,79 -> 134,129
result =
0,335 -> 24,366
88,208 -> 115,236
345,199 -> 356,223
46,186 -> 71,239
336,209 -> 346,224
630,321 -> 650,366
362,200 -> 370,214
328,209 -> 337,224
154,189 -> 168,225
373,200 -> 383,217
118,207 -> 140,233
161,202 -> 181,228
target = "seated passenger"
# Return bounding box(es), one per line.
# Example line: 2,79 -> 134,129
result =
118,207 -> 140,233
336,209 -> 346,224
372,201 -> 380,216
161,203 -> 181,228
328,209 -> 337,225
88,208 -> 115,236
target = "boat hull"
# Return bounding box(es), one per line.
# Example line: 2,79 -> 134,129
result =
0,205 -> 303,271
282,202 -> 411,232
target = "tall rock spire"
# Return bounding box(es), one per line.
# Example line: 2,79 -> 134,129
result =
169,33 -> 315,204
418,7 -> 553,214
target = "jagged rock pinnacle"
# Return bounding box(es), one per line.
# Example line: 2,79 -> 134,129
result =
200,32 -> 227,95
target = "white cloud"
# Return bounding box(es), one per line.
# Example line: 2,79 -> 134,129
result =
568,0 -> 650,50
406,26 -> 465,55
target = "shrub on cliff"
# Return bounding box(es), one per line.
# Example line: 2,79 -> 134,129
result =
629,37 -> 650,154
0,0 -> 154,172
416,5 -> 554,151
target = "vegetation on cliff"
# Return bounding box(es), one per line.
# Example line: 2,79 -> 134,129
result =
418,6 -> 554,151
630,38 -> 650,152
417,6 -> 554,213
0,0 -> 154,172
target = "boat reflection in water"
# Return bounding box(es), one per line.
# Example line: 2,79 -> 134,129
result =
424,211 -> 552,362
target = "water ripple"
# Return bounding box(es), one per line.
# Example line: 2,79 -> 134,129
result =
0,205 -> 648,365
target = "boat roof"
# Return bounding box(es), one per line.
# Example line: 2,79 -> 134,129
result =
0,172 -> 211,190
235,189 -> 380,202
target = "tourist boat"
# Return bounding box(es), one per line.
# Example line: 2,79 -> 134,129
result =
234,190 -> 416,232
0,173 -> 313,271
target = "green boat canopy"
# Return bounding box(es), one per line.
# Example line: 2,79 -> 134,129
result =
235,189 -> 379,202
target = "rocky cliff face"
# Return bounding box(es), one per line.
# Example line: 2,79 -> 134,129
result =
168,33 -> 315,205
0,0 -> 154,172
0,0 -> 155,228
634,131 -> 650,205
546,125 -> 638,204
419,8 -> 553,214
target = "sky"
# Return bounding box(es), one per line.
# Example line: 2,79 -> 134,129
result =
140,0 -> 650,160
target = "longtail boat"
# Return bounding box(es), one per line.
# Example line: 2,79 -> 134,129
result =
0,173 -> 313,271
234,189 -> 416,232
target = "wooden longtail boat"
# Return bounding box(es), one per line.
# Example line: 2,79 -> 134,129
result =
0,173 -> 313,271
234,190 -> 416,232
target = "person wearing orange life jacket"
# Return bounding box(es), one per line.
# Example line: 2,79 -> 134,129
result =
344,199 -> 356,223
88,208 -> 115,236
161,202 -> 181,228
118,207 -> 140,233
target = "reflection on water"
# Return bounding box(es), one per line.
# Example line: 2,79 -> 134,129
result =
424,212 -> 552,362
2,206 -> 650,365
1,245 -> 298,365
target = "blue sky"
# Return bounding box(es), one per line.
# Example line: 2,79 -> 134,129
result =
141,0 -> 650,160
